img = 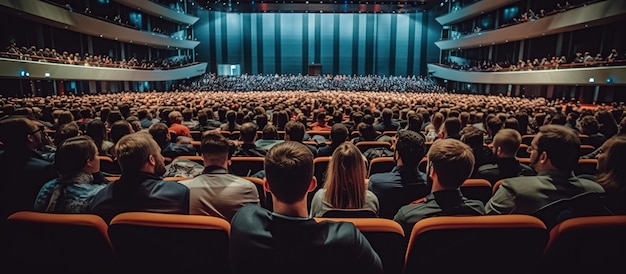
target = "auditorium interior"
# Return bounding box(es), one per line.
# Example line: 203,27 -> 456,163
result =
2,1 -> 626,274
0,0 -> 624,103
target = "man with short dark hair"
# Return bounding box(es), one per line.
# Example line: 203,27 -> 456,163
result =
233,122 -> 266,157
229,141 -> 383,274
148,122 -> 196,159
180,130 -> 259,221
285,120 -> 318,157
0,116 -> 57,227
394,138 -> 486,236
473,128 -> 536,185
316,123 -> 349,157
368,130 -> 429,219
486,125 -> 604,215
88,132 -> 189,223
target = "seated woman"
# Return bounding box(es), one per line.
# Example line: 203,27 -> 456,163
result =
309,142 -> 379,217
33,136 -> 109,213
594,135 -> 626,214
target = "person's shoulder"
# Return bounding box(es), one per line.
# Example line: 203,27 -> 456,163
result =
367,172 -> 396,184
476,163 -> 498,173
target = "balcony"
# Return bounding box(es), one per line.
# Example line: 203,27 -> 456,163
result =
436,0 -> 521,26
0,57 -> 207,82
113,0 -> 199,26
0,0 -> 200,49
427,63 -> 626,85
435,0 -> 626,51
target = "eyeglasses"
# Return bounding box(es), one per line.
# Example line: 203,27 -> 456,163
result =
29,125 -> 45,135
526,145 -> 540,153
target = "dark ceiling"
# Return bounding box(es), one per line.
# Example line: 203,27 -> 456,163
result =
195,0 -> 442,13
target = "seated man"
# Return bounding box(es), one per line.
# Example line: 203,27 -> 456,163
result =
486,125 -> 604,215
168,110 -> 192,139
368,130 -> 429,219
229,142 -> 383,274
0,116 -> 57,227
394,138 -> 485,237
88,132 -> 190,223
180,130 -> 259,221
233,122 -> 266,157
148,122 -> 196,159
473,128 -> 536,185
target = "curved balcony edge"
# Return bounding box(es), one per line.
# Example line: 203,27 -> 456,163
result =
0,58 -> 208,82
435,0 -> 626,51
436,0 -> 521,26
0,0 -> 200,49
427,63 -> 626,85
113,0 -> 199,26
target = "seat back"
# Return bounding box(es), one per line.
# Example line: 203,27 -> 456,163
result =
521,134 -> 535,145
320,209 -> 378,218
533,191 -> 613,230
355,141 -> 391,153
418,156 -> 428,173
230,156 -> 265,177
404,215 -> 548,274
517,144 -> 531,158
542,216 -> 626,273
5,211 -> 114,274
108,212 -> 231,274
579,144 -> 596,156
368,156 -> 395,177
175,155 -> 204,165
99,155 -> 122,176
574,158 -> 598,176
313,156 -> 332,186
242,176 -> 272,211
460,178 -> 493,205
315,218 -> 406,274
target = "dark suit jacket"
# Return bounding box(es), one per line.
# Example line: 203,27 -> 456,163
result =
229,204 -> 383,274
474,157 -> 536,186
0,150 -> 56,224
368,166 -> 430,219
486,170 -> 605,215
394,190 -> 485,237
88,172 -> 189,223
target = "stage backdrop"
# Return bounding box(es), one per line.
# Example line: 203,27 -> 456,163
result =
193,11 -> 441,77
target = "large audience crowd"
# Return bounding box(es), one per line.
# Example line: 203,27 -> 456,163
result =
3,42 -> 194,70
1,88 -> 625,273
183,73 -> 445,92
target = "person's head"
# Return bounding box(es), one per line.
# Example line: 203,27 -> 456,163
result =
329,123 -> 349,145
53,121 -> 80,147
316,112 -> 327,124
53,135 -> 99,176
578,115 -> 600,135
406,112 -> 423,133
200,130 -> 232,168
394,129 -> 426,168
529,125 -> 581,172
381,108 -> 393,122
239,122 -> 259,144
264,141 -> 316,205
0,116 -> 49,152
492,128 -> 521,158
595,135 -> 626,191
148,123 -> 171,146
261,124 -> 278,140
357,122 -> 377,141
427,138 -> 475,190
443,117 -> 462,138
460,126 -> 485,149
486,117 -> 503,137
284,121 -> 306,142
168,111 -> 183,124
114,132 -> 166,176
323,142 -> 368,209
57,110 -> 74,127
504,117 -> 520,132
226,110 -> 237,123
110,120 -> 134,144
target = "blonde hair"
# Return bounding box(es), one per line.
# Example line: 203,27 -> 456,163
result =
323,142 -> 367,209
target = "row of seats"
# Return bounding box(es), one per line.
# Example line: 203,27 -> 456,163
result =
4,211 -> 625,274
